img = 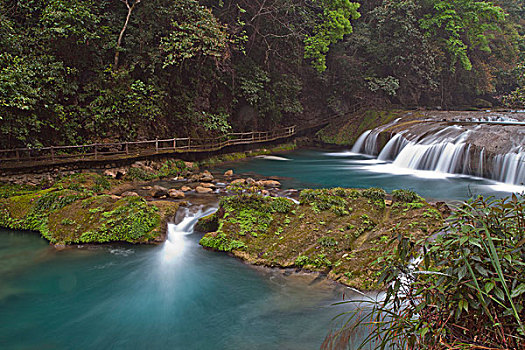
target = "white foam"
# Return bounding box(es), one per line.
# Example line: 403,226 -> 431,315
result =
256,155 -> 290,161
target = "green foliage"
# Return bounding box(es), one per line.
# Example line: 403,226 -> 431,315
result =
361,187 -> 386,201
318,236 -> 338,247
269,197 -> 294,213
420,0 -> 506,71
220,194 -> 295,236
199,233 -> 246,252
126,167 -> 158,181
0,184 -> 38,199
79,197 -> 160,243
342,194 -> 525,349
295,255 -> 312,267
304,0 -> 361,72
160,0 -> 229,67
392,189 -> 423,203
504,62 -> 525,107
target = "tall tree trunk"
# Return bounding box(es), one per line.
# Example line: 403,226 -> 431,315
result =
114,0 -> 141,71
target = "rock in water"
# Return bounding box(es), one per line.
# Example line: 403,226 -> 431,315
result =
230,179 -> 246,186
181,186 -> 192,192
150,185 -> 169,198
200,170 -> 214,182
224,169 -> 234,177
195,186 -> 214,194
199,182 -> 215,189
168,189 -> 185,199
260,180 -> 281,188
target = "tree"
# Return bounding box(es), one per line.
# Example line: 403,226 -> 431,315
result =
304,0 -> 361,72
114,0 -> 142,71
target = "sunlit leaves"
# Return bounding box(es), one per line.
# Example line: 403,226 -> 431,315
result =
304,0 -> 360,72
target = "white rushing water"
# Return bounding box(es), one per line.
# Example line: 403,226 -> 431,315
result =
162,206 -> 217,263
353,123 -> 525,187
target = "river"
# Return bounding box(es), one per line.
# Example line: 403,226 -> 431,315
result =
1,148 -> 521,349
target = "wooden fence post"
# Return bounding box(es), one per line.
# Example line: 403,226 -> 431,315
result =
94,144 -> 98,160
16,150 -> 20,161
125,142 -> 129,155
188,137 -> 191,150
51,147 -> 55,161
173,139 -> 176,150
155,139 -> 159,153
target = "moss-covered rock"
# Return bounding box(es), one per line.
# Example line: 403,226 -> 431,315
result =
0,173 -> 179,245
317,109 -> 420,146
199,188 -> 446,290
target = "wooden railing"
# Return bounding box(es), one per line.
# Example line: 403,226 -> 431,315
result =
0,126 -> 296,165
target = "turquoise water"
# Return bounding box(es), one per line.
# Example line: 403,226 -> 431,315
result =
0,220 -> 357,350
217,149 -> 521,201
2,148 -> 517,349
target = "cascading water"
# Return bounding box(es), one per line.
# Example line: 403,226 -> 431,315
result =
161,206 -> 217,263
353,117 -> 525,187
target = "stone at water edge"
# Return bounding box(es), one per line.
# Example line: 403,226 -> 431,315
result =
230,179 -> 246,186
224,169 -> 234,177
181,186 -> 192,192
104,169 -> 117,178
168,189 -> 185,199
199,183 -> 215,189
150,185 -> 169,198
121,191 -> 139,197
259,180 -> 281,188
246,178 -> 256,185
195,186 -> 214,194
200,170 -> 214,182
142,186 -> 153,190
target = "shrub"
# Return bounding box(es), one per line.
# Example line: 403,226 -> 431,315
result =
318,236 -> 338,247
392,189 -> 422,203
270,197 -> 294,213
361,187 -> 386,200
339,194 -> 525,349
199,233 -> 246,252
295,255 -> 311,267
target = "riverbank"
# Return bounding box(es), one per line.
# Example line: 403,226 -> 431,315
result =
0,143 -> 299,246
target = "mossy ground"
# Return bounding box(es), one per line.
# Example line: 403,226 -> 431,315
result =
197,143 -> 296,167
0,173 -> 178,245
317,110 -> 423,146
199,188 -> 445,290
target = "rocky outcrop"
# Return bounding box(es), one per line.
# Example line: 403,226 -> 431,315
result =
199,188 -> 447,290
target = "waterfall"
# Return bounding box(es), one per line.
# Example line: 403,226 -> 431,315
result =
352,124 -> 525,186
351,130 -> 373,153
162,206 -> 217,263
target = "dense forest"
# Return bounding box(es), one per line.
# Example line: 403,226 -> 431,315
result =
0,0 -> 523,149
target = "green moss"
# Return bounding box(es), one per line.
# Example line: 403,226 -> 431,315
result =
317,109 -> 405,145
0,183 -> 39,199
195,213 -> 219,232
392,189 -> 423,203
0,183 -> 165,245
200,188 -> 446,290
199,233 -> 247,252
198,142 -> 296,167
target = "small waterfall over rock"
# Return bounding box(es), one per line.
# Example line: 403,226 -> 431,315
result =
352,113 -> 525,186
162,206 -> 217,263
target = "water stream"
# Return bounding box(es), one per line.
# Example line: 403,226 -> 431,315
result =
1,148 -> 522,349
0,207 -> 355,349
